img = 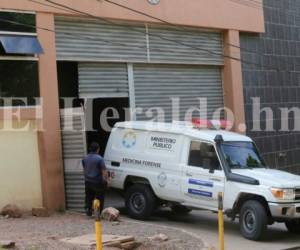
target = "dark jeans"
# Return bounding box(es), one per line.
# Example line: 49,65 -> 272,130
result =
85,181 -> 106,214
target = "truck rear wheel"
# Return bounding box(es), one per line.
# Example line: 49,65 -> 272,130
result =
125,184 -> 157,220
285,219 -> 300,234
239,200 -> 268,240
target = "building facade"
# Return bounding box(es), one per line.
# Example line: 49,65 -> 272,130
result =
241,0 -> 300,175
0,0 -> 265,210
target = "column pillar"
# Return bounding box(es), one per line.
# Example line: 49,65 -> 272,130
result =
223,30 -> 246,133
36,12 -> 65,210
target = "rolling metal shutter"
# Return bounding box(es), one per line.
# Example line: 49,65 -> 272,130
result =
78,63 -> 129,98
55,17 -> 147,62
60,108 -> 86,211
55,17 -> 223,66
134,64 -> 224,122
148,25 -> 223,65
56,17 -> 225,211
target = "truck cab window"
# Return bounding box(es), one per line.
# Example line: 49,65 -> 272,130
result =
188,141 -> 221,170
220,141 -> 266,169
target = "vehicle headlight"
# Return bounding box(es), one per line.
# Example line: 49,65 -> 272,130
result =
271,188 -> 295,200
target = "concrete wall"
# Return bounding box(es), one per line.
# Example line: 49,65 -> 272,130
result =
241,0 -> 300,174
0,120 -> 43,210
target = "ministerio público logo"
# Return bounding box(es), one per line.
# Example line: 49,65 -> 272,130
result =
122,131 -> 137,149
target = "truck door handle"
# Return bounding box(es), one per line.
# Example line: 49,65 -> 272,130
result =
186,171 -> 193,177
111,161 -> 120,167
209,177 -> 221,182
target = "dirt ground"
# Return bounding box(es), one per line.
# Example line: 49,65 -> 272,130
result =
0,212 -> 208,250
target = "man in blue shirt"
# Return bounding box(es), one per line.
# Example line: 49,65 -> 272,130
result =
82,142 -> 108,216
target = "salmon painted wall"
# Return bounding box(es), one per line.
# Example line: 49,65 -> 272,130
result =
1,0 -> 264,32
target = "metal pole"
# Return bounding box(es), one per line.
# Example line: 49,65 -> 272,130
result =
218,192 -> 225,250
93,199 -> 103,250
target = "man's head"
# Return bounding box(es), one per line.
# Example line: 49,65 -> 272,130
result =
89,142 -> 100,154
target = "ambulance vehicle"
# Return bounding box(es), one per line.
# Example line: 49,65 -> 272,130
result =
104,120 -> 300,240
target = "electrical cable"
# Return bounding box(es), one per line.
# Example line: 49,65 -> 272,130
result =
0,17 -> 208,58
102,0 -> 300,62
96,0 -> 300,76
3,15 -> 262,72
40,0 -> 236,59
36,0 -> 287,71
0,0 -> 294,72
103,0 -> 253,53
229,0 -> 262,9
230,0 -> 300,12
30,0 -> 258,56
0,3 -> 232,60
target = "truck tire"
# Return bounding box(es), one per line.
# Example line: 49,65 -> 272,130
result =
171,205 -> 192,215
125,184 -> 157,220
285,219 -> 300,234
239,200 -> 268,240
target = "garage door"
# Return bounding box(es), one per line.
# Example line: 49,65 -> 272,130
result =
60,108 -> 86,211
78,63 -> 129,98
55,17 -> 223,65
134,64 -> 224,122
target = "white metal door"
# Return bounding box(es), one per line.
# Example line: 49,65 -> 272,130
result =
182,140 -> 225,209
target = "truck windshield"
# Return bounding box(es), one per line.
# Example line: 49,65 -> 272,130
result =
220,142 -> 266,169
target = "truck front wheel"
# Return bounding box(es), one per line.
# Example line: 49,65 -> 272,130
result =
285,219 -> 300,234
239,200 -> 268,240
125,184 -> 157,220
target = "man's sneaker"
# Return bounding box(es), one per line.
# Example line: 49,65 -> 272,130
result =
86,209 -> 92,217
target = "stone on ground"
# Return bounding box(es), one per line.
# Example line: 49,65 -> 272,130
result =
0,240 -> 15,249
32,207 -> 49,217
101,207 -> 120,221
121,240 -> 142,250
61,234 -> 139,249
0,204 -> 22,218
148,233 -> 169,242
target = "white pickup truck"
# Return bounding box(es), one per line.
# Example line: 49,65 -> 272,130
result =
104,121 -> 300,240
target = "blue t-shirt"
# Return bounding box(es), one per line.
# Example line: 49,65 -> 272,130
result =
82,153 -> 106,184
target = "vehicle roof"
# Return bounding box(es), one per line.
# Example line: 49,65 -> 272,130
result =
114,121 -> 252,142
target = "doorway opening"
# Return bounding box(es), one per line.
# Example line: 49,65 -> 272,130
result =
86,97 -> 129,156
57,61 -> 130,155
57,61 -> 130,211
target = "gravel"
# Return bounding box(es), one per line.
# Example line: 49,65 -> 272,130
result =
0,212 -> 207,250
